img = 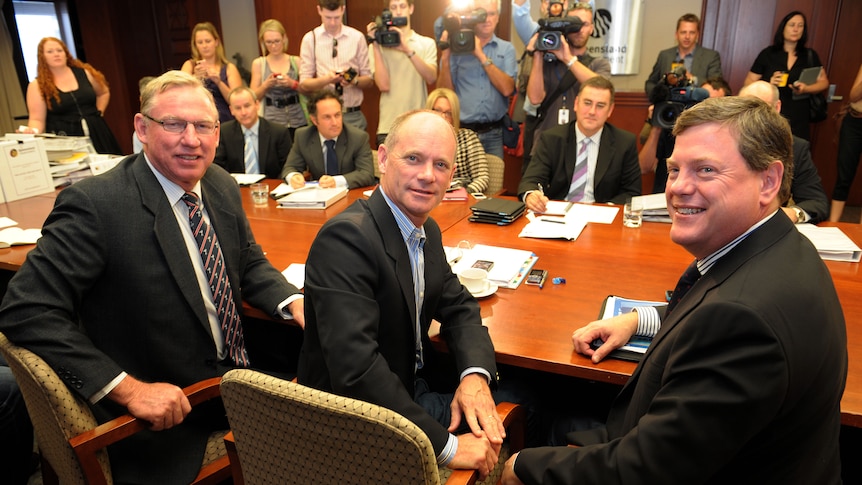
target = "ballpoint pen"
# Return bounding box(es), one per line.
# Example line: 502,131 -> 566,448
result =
537,183 -> 545,196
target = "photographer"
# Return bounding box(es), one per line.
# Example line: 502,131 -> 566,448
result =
644,13 -> 722,96
521,3 -> 610,173
367,0 -> 437,146
437,0 -> 516,158
512,0 -> 570,44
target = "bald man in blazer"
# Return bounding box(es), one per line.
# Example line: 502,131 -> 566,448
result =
280,90 -> 375,189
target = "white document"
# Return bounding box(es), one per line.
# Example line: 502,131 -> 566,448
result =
270,181 -> 320,199
282,263 -> 305,289
230,173 -> 265,185
795,224 -> 862,262
0,227 -> 42,247
0,139 -> 54,202
566,204 -> 619,224
519,214 -> 587,241
0,217 -> 16,229
448,244 -> 538,289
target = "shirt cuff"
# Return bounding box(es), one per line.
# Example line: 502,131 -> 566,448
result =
437,433 -> 458,465
633,306 -> 661,337
275,293 -> 305,319
523,96 -> 538,117
284,171 -> 302,182
91,371 -> 128,404
459,367 -> 492,383
333,175 -> 349,188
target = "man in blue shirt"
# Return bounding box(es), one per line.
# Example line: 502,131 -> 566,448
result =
437,0 -> 516,158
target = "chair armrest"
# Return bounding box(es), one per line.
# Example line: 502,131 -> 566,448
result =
69,376 -> 223,485
224,431 -> 245,485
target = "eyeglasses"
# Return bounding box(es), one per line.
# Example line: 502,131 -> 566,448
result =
332,38 -> 338,58
143,113 -> 218,135
433,108 -> 453,119
264,39 -> 283,46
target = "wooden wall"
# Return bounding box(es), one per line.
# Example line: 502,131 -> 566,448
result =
73,0 -> 862,203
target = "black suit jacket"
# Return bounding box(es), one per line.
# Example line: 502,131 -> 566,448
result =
645,45 -> 723,95
281,122 -> 375,188
518,121 -> 641,204
297,189 -> 497,454
0,154 -> 300,483
213,118 -> 292,179
790,136 -> 828,224
513,213 -> 847,484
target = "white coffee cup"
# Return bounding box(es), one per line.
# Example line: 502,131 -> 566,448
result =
459,268 -> 490,294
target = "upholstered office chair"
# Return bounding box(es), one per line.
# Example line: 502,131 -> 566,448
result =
221,368 -> 525,485
0,333 -> 231,485
485,154 -> 505,196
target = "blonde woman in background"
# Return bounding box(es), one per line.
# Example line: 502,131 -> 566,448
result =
426,88 -> 490,194
181,22 -> 242,122
250,19 -> 308,140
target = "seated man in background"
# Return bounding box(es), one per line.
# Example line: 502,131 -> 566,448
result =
738,81 -> 829,223
214,87 -> 293,179
0,71 -> 304,484
281,90 -> 375,189
502,96 -> 846,484
518,76 -> 641,211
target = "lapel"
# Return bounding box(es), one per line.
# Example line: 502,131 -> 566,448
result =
256,119 -> 269,171
368,189 -> 417,327
563,122 -> 578,186
335,127 -> 350,172
131,156 -> 211,329
593,124 -> 614,186
306,127 -> 325,174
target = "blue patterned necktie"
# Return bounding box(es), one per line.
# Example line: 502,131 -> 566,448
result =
666,261 -> 701,316
244,130 -> 259,174
324,139 -> 337,175
567,138 -> 590,201
181,192 -> 249,367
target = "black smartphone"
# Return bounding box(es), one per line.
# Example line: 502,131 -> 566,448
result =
525,268 -> 547,285
472,260 -> 494,271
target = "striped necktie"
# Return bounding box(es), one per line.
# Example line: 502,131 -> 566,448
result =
244,130 -> 259,174
181,192 -> 249,367
567,138 -> 590,202
666,261 -> 701,316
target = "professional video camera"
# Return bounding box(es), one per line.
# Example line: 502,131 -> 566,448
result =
443,8 -> 487,54
372,9 -> 408,47
649,66 -> 710,130
535,16 -> 584,55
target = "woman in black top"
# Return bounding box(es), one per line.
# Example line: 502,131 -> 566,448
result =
743,11 -> 829,141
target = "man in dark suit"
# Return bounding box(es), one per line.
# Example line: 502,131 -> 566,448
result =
0,71 -> 304,484
739,80 -> 829,223
299,110 -> 506,479
502,97 -> 846,484
644,13 -> 722,96
280,90 -> 375,189
213,87 -> 292,179
518,76 -> 641,209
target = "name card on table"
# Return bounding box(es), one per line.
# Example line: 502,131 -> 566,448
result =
0,138 -> 54,202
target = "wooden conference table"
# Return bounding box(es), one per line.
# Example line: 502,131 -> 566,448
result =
4,182 -> 862,426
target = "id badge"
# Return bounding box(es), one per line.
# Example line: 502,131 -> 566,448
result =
558,108 -> 570,125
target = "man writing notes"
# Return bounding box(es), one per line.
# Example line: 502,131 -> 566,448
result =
214,87 -> 292,179
0,71 -> 304,484
280,90 -> 375,189
299,110 -> 511,479
518,76 -> 641,210
502,97 -> 846,484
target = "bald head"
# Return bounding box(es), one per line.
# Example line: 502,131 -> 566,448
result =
739,81 -> 781,112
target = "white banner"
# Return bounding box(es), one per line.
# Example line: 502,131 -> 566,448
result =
584,0 -> 645,75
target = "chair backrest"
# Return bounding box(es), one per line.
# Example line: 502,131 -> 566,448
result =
0,333 -> 112,484
220,369 -> 441,485
485,153 -> 505,196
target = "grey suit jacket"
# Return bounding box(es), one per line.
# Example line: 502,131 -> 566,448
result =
645,45 -> 723,95
513,213 -> 846,484
213,118 -> 292,179
281,122 -> 375,188
298,189 -> 496,454
0,154 -> 300,483
518,121 -> 641,204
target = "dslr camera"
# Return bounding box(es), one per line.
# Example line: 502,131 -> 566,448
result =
536,16 -> 584,54
443,8 -> 487,54
650,67 -> 710,130
372,9 -> 408,47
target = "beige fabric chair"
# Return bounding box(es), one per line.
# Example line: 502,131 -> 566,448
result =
0,332 -> 230,485
221,368 -> 525,485
485,154 -> 505,196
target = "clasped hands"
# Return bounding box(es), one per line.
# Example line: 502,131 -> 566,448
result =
288,173 -> 336,189
448,373 -> 506,480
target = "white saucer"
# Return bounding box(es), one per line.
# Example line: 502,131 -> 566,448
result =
470,282 -> 498,298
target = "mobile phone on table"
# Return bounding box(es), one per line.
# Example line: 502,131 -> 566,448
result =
525,268 -> 548,285
472,260 -> 494,271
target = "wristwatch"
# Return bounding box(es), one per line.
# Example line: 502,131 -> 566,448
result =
483,58 -> 493,67
790,206 -> 807,223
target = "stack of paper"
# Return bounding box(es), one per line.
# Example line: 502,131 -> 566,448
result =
795,224 -> 862,262
230,173 -> 265,185
277,186 -> 347,209
633,193 -> 671,223
518,203 -> 619,240
447,243 -> 538,289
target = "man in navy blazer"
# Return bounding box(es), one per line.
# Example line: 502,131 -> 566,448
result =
644,13 -> 723,96
280,90 -> 375,189
213,87 -> 292,179
518,76 -> 641,208
0,71 -> 304,484
502,97 -> 846,484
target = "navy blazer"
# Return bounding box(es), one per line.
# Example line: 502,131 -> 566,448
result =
281,122 -> 375,188
213,118 -> 292,179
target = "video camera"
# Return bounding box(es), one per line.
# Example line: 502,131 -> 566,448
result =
650,66 -> 710,130
372,9 -> 408,47
443,8 -> 487,54
536,15 -> 584,58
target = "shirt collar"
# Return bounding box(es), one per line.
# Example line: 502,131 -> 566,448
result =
574,123 -> 604,146
242,119 -> 260,138
696,210 -> 778,275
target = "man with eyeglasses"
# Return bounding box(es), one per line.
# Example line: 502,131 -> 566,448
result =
520,2 -> 611,174
367,0 -> 437,146
0,70 -> 304,484
299,0 -> 373,131
437,0 -> 517,159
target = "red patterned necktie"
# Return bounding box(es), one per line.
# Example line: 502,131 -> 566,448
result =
181,192 -> 249,367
